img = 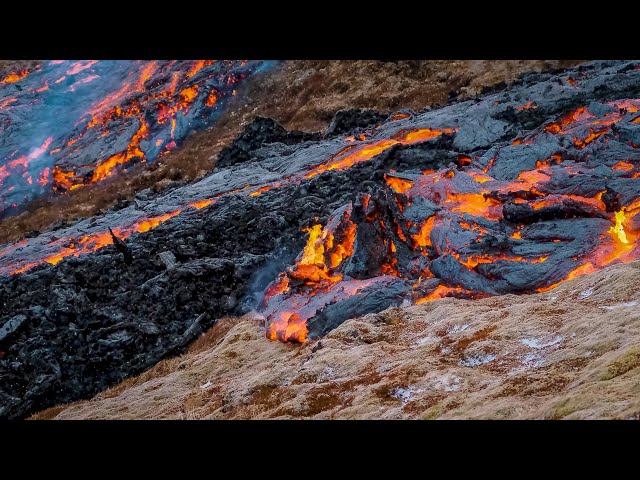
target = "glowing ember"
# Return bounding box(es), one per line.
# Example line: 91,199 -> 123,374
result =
206,90 -> 218,107
613,161 -> 634,171
516,100 -> 537,111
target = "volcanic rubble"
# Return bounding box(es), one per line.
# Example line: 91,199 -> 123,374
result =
3,60 -> 640,419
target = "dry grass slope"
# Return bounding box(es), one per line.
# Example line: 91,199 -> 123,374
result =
33,260 -> 640,420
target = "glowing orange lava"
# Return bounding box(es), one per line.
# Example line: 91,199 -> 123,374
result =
1,70 -> 29,84
416,285 -> 468,304
305,128 -> 455,179
385,175 -> 414,194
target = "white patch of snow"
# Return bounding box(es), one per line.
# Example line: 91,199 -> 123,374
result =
601,301 -> 639,310
449,323 -> 470,334
460,353 -> 496,367
521,352 -> 544,368
200,381 -> 212,389
414,335 -> 437,347
521,335 -> 563,349
319,366 -> 335,380
578,288 -> 593,299
432,374 -> 462,392
390,386 -> 424,404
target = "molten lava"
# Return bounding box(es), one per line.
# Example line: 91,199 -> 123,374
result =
260,98 -> 640,342
1,70 -> 29,84
0,60 -> 265,213
305,128 -> 455,179
264,207 -> 357,342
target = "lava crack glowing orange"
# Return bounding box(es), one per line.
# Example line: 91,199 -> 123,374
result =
305,128 -> 455,179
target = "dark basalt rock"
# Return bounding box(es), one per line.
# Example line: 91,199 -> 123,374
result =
325,108 -> 386,136
216,117 -> 321,168
2,60 -> 640,419
0,315 -> 27,343
307,278 -> 411,338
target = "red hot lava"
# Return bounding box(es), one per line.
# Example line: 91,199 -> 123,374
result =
0,60 -> 267,215
261,99 -> 640,342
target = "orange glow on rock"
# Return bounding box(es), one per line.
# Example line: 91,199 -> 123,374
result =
613,161 -> 634,171
1,70 -> 29,84
134,210 -> 182,233
206,89 -> 218,107
412,216 -> 435,248
445,193 -> 502,220
188,199 -> 215,209
385,175 -> 414,194
186,60 -> 216,78
92,121 -> 148,182
52,166 -> 77,190
415,285 -> 468,304
516,100 -> 537,111
249,185 -> 272,197
305,128 -> 455,179
467,171 -> 494,183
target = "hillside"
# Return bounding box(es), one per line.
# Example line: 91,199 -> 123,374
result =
33,260 -> 640,420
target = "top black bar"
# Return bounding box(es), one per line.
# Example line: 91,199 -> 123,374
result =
2,12 -> 639,60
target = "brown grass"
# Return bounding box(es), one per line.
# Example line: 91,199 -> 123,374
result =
0,60 -> 582,245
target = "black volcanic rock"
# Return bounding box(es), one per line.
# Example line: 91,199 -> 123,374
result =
216,117 -> 320,168
3,61 -> 640,419
325,108 -> 386,136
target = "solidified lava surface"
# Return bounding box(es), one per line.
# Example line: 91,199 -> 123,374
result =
2,60 -> 640,419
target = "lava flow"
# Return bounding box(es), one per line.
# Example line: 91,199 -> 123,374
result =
261,97 -> 640,342
0,60 -> 270,217
6,61 -> 640,421
305,128 -> 455,178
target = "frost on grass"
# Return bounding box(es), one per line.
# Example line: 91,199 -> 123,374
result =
601,301 -> 639,310
432,373 -> 462,392
521,352 -> 544,369
521,335 -> 563,349
578,288 -> 594,299
448,324 -> 470,334
390,386 -> 424,404
460,353 -> 496,367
